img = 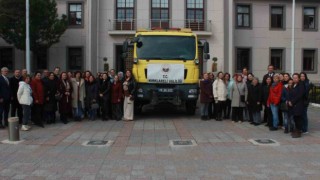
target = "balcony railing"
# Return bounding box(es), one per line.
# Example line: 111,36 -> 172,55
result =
108,19 -> 212,32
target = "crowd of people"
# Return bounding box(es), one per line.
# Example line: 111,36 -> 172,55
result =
0,67 -> 136,131
0,65 -> 313,138
200,65 -> 313,138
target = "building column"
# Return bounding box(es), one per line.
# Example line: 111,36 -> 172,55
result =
228,0 -> 234,74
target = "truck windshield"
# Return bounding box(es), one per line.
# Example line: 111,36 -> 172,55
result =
136,36 -> 196,60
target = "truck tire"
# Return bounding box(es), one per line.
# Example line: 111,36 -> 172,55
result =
134,103 -> 143,115
186,101 -> 196,115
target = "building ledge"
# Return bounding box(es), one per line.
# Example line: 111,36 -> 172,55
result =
194,31 -> 213,36
108,31 -> 136,36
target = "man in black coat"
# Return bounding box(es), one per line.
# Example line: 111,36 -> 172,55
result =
10,69 -> 23,124
0,67 -> 12,128
262,64 -> 275,85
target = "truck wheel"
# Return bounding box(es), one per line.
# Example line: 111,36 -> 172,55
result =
134,103 -> 143,115
186,101 -> 196,115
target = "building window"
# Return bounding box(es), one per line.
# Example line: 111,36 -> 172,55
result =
68,3 -> 83,26
303,7 -> 317,30
151,0 -> 169,28
0,48 -> 13,70
236,48 -> 251,71
33,47 -> 47,70
270,6 -> 284,29
270,49 -> 284,71
303,49 -> 316,72
116,0 -> 135,30
236,5 -> 251,28
186,0 -> 205,31
68,47 -> 83,70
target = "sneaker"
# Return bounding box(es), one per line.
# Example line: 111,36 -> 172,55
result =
21,125 -> 29,131
302,131 -> 309,134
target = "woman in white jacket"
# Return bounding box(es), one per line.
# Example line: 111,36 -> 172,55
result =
17,75 -> 33,131
213,72 -> 228,121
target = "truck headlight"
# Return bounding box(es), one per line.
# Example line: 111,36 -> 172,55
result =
133,58 -> 138,64
194,59 -> 199,64
138,88 -> 143,93
189,89 -> 197,94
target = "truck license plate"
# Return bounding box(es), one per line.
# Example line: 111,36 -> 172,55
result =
158,88 -> 174,93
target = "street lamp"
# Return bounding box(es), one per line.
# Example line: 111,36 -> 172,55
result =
26,0 -> 30,73
291,0 -> 295,75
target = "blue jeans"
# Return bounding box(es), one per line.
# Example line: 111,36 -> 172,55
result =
302,106 -> 308,132
270,104 -> 279,128
252,111 -> 261,124
73,101 -> 83,118
89,109 -> 97,120
21,105 -> 31,125
200,103 -> 209,116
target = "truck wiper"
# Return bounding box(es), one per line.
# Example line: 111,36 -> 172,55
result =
141,57 -> 163,60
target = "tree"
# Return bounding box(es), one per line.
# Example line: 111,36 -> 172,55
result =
0,0 -> 68,53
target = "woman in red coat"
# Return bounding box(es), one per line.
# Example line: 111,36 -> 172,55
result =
30,71 -> 45,127
267,74 -> 283,131
200,73 -> 213,120
111,75 -> 123,121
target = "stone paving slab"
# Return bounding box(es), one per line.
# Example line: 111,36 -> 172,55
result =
0,105 -> 320,179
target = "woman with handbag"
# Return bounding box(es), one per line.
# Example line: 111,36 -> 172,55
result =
267,74 -> 283,131
17,75 -> 33,131
30,71 -> 45,128
70,71 -> 86,121
43,72 -> 58,124
230,75 -> 248,123
85,75 -> 99,120
300,72 -> 311,134
58,72 -> 72,124
123,70 -> 136,121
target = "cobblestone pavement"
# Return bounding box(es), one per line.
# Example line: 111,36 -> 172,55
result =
0,105 -> 320,180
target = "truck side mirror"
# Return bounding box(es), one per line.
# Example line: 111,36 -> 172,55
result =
132,37 -> 140,43
203,42 -> 209,53
123,41 -> 129,52
204,53 -> 210,60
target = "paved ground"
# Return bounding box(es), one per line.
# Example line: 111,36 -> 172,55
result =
0,104 -> 320,180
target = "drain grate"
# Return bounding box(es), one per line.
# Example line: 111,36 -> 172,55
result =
82,140 -> 113,147
169,140 -> 197,147
248,139 -> 280,146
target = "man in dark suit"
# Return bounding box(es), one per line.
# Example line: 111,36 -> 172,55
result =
262,64 -> 275,85
10,69 -> 23,124
0,67 -> 12,128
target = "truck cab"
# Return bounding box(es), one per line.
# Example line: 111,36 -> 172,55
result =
123,28 -> 209,114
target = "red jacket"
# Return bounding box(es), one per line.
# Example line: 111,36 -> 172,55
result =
30,78 -> 44,104
267,82 -> 283,106
111,81 -> 123,104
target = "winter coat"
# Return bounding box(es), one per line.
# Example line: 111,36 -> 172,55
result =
17,81 -> 33,105
267,82 -> 283,106
111,81 -> 123,104
43,79 -> 58,112
262,84 -> 271,106
301,79 -> 312,107
200,79 -> 213,103
10,76 -> 22,101
99,79 -> 111,101
30,78 -> 44,105
226,80 -> 234,100
247,83 -> 262,112
85,81 -> 99,109
231,82 -> 248,107
212,79 -> 227,101
58,79 -> 72,114
288,82 -> 305,116
70,78 -> 86,108
0,75 -> 11,102
123,77 -> 136,97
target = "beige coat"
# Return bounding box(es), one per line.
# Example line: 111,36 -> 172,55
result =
70,78 -> 86,108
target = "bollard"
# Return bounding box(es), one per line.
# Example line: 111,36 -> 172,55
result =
8,117 -> 20,141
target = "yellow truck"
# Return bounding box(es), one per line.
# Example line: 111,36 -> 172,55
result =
123,28 -> 210,114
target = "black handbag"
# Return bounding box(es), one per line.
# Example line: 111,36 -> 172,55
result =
280,102 -> 288,111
